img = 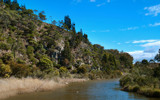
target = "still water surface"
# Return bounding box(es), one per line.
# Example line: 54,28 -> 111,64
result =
5,79 -> 160,100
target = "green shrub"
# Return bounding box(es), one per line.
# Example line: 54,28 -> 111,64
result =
0,42 -> 10,50
59,66 -> 70,77
0,64 -> 12,78
1,53 -> 13,64
9,62 -> 31,78
77,65 -> 87,74
37,57 -> 53,72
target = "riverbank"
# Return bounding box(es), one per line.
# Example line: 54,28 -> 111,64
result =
120,65 -> 160,98
0,77 -> 86,100
121,85 -> 160,98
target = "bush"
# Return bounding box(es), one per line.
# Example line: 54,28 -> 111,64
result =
0,64 -> 12,78
1,53 -> 13,64
59,67 -> 68,73
59,66 -> 70,77
77,65 -> 87,74
37,57 -> 53,72
0,42 -> 10,50
9,62 -> 31,78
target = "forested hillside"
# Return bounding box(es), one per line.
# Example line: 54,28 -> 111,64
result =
0,0 -> 133,79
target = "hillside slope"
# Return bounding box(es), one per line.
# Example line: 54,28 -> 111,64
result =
0,1 -> 133,79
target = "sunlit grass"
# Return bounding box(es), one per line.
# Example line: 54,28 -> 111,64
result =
0,77 -> 86,99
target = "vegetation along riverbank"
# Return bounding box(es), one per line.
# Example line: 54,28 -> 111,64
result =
0,77 -> 86,99
120,50 -> 160,98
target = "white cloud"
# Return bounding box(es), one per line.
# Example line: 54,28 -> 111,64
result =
120,27 -> 139,31
133,40 -> 157,44
128,40 -> 160,62
149,22 -> 160,27
144,4 -> 160,16
117,43 -> 121,45
141,41 -> 160,47
96,3 -> 106,7
132,40 -> 160,47
90,0 -> 96,2
128,50 -> 157,62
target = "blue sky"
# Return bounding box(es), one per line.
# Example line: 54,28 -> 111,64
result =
18,0 -> 160,62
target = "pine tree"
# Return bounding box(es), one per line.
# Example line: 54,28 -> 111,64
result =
11,0 -> 19,10
64,15 -> 71,30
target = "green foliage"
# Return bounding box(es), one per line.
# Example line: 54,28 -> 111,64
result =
61,41 -> 72,66
64,15 -> 71,30
59,66 -> 70,77
37,57 -> 53,72
120,63 -> 160,97
1,53 -> 13,64
154,65 -> 160,79
0,42 -> 10,50
0,64 -> 12,78
9,61 -> 31,78
38,11 -> 46,21
141,59 -> 149,65
77,65 -> 87,74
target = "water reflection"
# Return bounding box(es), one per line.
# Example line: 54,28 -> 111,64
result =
4,79 -> 160,100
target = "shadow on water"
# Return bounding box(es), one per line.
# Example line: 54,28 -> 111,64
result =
4,79 -> 160,100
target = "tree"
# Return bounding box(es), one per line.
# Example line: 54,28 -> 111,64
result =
119,53 -> 133,68
58,20 -> 64,28
64,15 -> 71,30
149,59 -> 155,63
141,59 -> 149,65
4,0 -> 11,6
71,23 -> 76,33
155,49 -> 160,62
39,11 -> 46,21
11,0 -> 19,10
61,41 -> 72,66
0,0 -> 3,6
154,64 -> 160,79
102,53 -> 108,66
135,61 -> 141,66
38,57 -> 53,72
52,20 -> 57,25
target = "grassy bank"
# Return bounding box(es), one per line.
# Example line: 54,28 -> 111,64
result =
120,64 -> 160,98
0,77 -> 86,99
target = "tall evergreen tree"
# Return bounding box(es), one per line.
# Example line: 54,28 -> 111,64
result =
64,15 -> 71,30
61,41 -> 72,66
155,49 -> 160,62
5,0 -> 11,6
0,0 -> 3,6
11,0 -> 19,10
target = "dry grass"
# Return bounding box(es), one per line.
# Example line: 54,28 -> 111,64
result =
0,77 -> 86,99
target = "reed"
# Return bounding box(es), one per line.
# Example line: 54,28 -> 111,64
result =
0,77 -> 86,99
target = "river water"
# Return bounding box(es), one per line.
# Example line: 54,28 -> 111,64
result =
4,79 -> 160,100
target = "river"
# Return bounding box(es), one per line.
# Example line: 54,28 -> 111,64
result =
4,79 -> 160,100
